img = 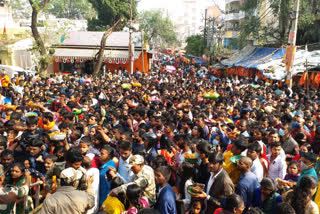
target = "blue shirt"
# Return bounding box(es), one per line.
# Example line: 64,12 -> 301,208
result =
99,160 -> 116,206
236,172 -> 259,207
298,167 -> 318,184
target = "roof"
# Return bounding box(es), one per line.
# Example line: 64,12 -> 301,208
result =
53,48 -> 141,61
59,31 -> 142,49
234,47 -> 286,69
221,45 -> 255,67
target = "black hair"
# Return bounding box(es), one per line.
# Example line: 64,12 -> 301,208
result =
232,138 -> 247,152
275,203 -> 296,214
155,166 -> 171,182
260,178 -> 276,194
248,143 -> 262,154
10,112 -> 22,121
45,154 -> 58,163
110,176 -> 124,190
119,140 -> 132,151
196,140 -> 212,157
63,112 -> 75,121
126,184 -> 143,210
65,147 -> 83,163
10,162 -> 26,179
79,136 -> 92,146
180,161 -> 195,199
43,112 -> 54,122
270,141 -> 282,148
291,175 -> 318,214
101,144 -> 115,159
208,152 -> 224,164
1,149 -> 13,157
223,194 -> 244,212
160,134 -> 176,153
26,116 -> 39,126
29,138 -> 44,148
59,122 -> 71,130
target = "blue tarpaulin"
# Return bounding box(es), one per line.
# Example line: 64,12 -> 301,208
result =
232,47 -> 286,70
194,58 -> 205,66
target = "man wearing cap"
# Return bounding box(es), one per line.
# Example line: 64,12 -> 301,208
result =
40,167 -> 95,214
110,154 -> 156,206
298,152 -> 318,184
0,164 -> 30,213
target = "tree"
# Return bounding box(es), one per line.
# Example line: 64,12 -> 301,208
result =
48,0 -> 96,20
237,0 -> 320,48
139,10 -> 180,47
87,0 -> 138,31
29,0 -> 51,73
185,35 -> 204,57
93,18 -> 124,77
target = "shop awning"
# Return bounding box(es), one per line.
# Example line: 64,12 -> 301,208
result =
234,48 -> 285,69
53,48 -> 141,61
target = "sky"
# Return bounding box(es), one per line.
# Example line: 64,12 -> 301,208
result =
137,0 -> 225,12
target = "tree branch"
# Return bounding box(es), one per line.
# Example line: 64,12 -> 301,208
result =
93,18 -> 124,78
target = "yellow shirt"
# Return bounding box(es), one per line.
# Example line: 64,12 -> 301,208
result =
223,151 -> 241,185
102,196 -> 125,214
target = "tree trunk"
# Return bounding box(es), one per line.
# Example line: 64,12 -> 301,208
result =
93,18 -> 124,78
29,0 -> 50,73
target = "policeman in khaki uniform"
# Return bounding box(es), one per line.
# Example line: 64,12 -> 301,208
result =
110,155 -> 156,206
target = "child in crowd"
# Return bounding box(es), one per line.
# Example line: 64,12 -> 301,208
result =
101,177 -> 126,214
284,161 -> 300,182
79,136 -> 100,168
122,184 -> 149,214
186,200 -> 202,214
44,154 -> 58,172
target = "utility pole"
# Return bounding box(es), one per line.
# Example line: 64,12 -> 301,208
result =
203,9 -> 207,55
286,0 -> 300,88
129,0 -> 134,75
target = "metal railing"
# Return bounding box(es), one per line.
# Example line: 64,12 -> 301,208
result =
23,181 -> 43,214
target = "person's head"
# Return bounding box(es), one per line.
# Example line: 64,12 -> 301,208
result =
60,167 -> 82,187
110,176 -> 124,190
127,155 -> 144,174
231,138 -> 247,155
43,112 -> 54,124
292,175 -> 318,213
268,129 -> 280,144
180,161 -> 194,179
196,140 -> 211,160
88,115 -> 99,125
1,149 -> 14,169
154,166 -> 171,187
99,144 -> 115,163
287,161 -> 299,176
300,152 -> 317,171
237,119 -> 247,132
270,141 -> 282,157
237,156 -> 252,173
119,140 -> 132,161
208,152 -> 224,174
28,139 -> 44,157
44,155 -> 57,171
275,203 -> 296,214
260,178 -> 276,198
126,184 -> 142,208
10,162 -> 25,180
65,147 -> 83,170
81,156 -> 92,170
26,116 -> 38,133
190,200 -> 202,214
0,140 -> 7,155
79,136 -> 92,155
223,194 -> 245,214
247,143 -> 262,161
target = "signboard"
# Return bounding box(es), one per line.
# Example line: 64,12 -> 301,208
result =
285,45 -> 296,72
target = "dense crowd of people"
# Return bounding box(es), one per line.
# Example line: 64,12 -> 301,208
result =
0,55 -> 320,214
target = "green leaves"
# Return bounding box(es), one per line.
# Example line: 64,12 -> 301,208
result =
87,0 -> 138,31
138,10 -> 179,47
185,35 -> 204,57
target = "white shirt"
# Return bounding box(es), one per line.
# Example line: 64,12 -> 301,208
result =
182,179 -> 193,210
267,154 -> 287,185
206,168 -> 223,199
251,158 -> 264,182
86,168 -> 100,214
117,155 -> 135,184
